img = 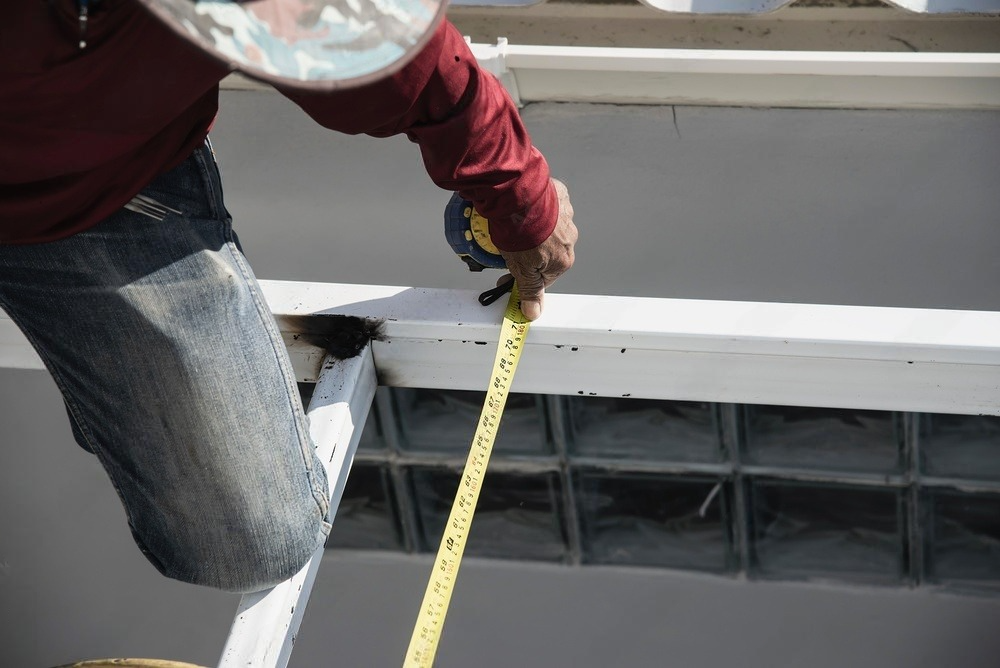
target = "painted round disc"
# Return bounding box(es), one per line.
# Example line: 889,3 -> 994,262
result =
138,0 -> 447,90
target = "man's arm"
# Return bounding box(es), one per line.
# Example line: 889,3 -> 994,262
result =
276,20 -> 577,319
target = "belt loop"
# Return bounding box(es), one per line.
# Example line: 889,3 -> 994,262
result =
194,136 -> 227,221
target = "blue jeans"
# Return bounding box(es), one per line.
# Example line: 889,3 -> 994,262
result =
0,142 -> 331,593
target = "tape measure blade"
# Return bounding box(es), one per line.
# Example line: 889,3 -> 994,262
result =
403,287 -> 528,668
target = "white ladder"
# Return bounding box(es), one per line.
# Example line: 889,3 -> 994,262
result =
218,346 -> 378,668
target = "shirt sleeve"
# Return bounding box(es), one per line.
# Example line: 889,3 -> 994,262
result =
276,20 -> 557,252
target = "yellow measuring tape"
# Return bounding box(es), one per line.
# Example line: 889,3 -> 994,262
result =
403,285 -> 530,668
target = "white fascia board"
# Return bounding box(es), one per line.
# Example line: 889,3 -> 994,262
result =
219,346 -> 377,668
259,280 -> 1000,416
468,42 -> 1000,108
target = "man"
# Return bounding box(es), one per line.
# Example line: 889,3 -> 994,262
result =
0,0 -> 577,592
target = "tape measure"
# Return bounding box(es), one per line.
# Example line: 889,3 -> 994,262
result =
403,284 -> 530,668
445,194 -> 514,306
444,193 -> 507,272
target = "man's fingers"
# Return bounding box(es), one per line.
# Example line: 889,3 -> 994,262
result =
520,292 -> 543,321
511,266 -> 546,321
491,176 -> 577,321
515,272 -> 545,321
493,272 -> 543,320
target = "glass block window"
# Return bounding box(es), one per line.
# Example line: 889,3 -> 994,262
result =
924,490 -> 1000,588
920,414 -> 1000,481
566,397 -> 723,462
355,387 -> 390,452
327,463 -> 403,551
317,383 -> 1000,595
393,388 -> 552,456
749,481 -> 907,584
408,466 -> 568,563
742,405 -> 902,473
576,470 -> 734,572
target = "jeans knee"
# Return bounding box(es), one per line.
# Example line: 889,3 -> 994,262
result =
132,497 -> 331,594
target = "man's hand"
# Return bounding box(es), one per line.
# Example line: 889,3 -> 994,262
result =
498,179 -> 578,321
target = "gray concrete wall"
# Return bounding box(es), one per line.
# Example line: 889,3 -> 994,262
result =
1,94 -> 999,667
211,91 -> 1000,310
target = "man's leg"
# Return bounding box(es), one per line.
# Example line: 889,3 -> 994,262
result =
0,142 -> 330,593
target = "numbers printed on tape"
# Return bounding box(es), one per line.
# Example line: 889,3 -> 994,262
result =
404,286 -> 530,668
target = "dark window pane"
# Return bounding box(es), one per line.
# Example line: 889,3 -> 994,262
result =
356,415 -> 384,451
925,490 -> 1000,588
297,382 -> 315,408
920,414 -> 1000,481
393,388 -> 551,456
742,406 -> 901,473
576,471 -> 734,572
749,481 -> 907,584
566,397 -> 722,462
409,467 -> 567,562
357,387 -> 389,452
327,464 -> 402,551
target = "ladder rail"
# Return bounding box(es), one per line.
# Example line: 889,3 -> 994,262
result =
218,346 -> 378,668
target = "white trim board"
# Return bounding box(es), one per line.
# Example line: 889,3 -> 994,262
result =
263,281 -> 1000,416
471,41 -> 1000,108
4,281 -> 998,415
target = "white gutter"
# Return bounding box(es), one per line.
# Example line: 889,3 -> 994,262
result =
629,0 -> 1000,14
454,0 -> 1000,14
468,41 -> 1000,108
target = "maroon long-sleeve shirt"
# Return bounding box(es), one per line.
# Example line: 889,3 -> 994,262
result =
0,0 -> 557,250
